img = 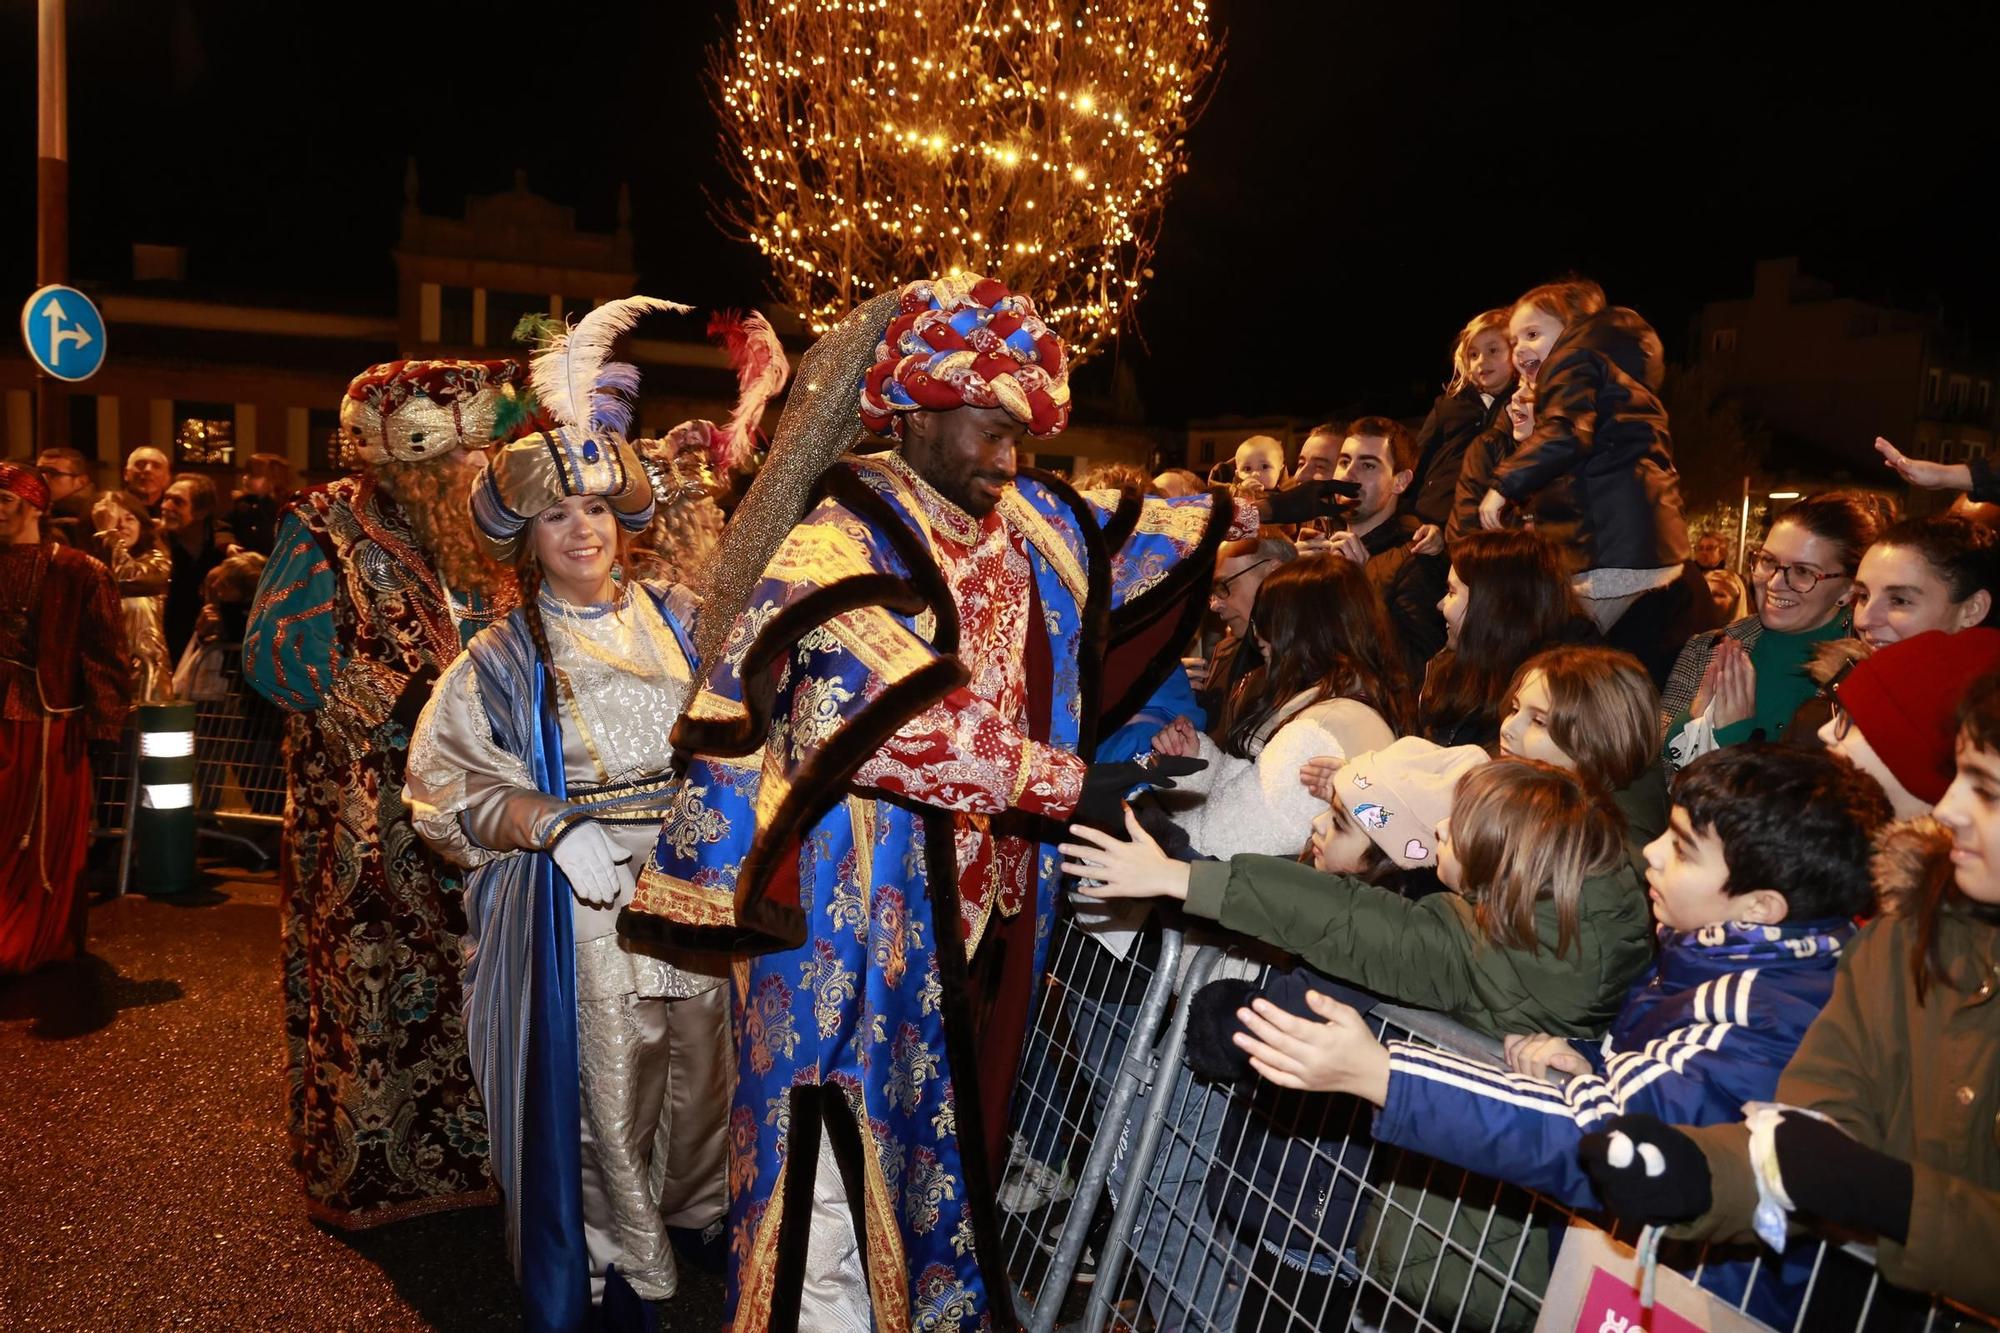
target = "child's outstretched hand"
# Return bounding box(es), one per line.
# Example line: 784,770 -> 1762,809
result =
1060,803 -> 1193,901
1503,1032 -> 1592,1081
1232,990 -> 1389,1104
1298,754 -> 1345,801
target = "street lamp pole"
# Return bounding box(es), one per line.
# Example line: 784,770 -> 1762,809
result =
1736,473 -> 1751,575
36,0 -> 69,455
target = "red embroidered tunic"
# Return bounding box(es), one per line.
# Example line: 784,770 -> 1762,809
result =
854,458 -> 1261,947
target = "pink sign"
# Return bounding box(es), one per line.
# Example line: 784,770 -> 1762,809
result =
1571,1266 -> 1707,1333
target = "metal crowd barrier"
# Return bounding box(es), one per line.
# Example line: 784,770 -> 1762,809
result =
1000,933 -> 2000,1333
88,642 -> 287,894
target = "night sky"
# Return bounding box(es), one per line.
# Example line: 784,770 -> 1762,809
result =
6,2 -> 1999,426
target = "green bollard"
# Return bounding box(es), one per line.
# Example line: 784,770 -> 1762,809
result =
133,701 -> 199,896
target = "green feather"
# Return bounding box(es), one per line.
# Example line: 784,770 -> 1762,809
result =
511,312 -> 564,347
490,386 -> 541,441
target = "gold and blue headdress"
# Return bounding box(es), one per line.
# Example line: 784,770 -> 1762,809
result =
471,295 -> 688,564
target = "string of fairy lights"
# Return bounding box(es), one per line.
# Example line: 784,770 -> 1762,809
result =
710,0 -> 1221,361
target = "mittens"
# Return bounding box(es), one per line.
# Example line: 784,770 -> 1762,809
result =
1579,1113 -> 1713,1224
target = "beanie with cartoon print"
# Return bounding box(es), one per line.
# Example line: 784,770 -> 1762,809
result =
1333,737 -> 1489,870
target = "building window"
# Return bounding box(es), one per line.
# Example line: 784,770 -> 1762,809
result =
1941,441 -> 1961,464
439,287 -> 474,345
487,290 -> 551,347
1982,381 -> 1993,415
173,401 -> 235,467
1968,440 -> 1990,461
311,407 -> 345,473
1950,377 -> 1970,416
1929,369 -> 1943,405
1709,328 -> 1738,354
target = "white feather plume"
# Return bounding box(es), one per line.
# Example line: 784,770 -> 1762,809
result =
529,295 -> 691,438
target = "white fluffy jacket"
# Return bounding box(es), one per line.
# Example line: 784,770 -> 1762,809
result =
1170,692 -> 1397,859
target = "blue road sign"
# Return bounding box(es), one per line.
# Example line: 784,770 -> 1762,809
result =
20,284 -> 108,382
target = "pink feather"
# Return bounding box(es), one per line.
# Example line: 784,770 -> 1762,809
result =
708,310 -> 790,472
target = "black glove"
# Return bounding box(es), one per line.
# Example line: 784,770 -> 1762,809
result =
1261,479 -> 1361,527
1775,1113 -> 1913,1244
1185,978 -> 1260,1081
1131,801 -> 1200,862
1072,756 -> 1205,832
1579,1113 -> 1712,1225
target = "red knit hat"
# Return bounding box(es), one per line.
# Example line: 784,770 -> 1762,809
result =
1836,628 -> 2000,803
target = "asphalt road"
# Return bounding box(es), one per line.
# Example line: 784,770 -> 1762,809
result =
0,852 -> 725,1331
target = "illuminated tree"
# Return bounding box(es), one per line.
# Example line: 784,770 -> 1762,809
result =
711,0 -> 1222,362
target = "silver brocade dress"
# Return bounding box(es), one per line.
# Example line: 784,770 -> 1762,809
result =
406,581 -> 728,1302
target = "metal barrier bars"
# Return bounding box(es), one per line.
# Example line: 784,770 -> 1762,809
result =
996,909 -> 1186,1327
1000,938 -> 2000,1333
185,642 -> 286,869
89,717 -> 140,897
85,643 -> 288,894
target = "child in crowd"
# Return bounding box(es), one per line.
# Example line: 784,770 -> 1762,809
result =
172,550 -> 269,699
1467,279 -> 1691,636
1225,744 -> 1891,1325
1404,308 -> 1514,530
1062,747 -> 1653,1050
1585,669 -> 2000,1321
1063,749 -> 1651,1328
1661,491 -> 1886,769
1820,629 -> 2000,819
1497,644 -> 1667,855
1187,739 -> 1483,1330
1421,529 -> 1594,747
1152,555 -> 1406,858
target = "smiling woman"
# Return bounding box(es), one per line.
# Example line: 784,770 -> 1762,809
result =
1660,491 -> 1888,770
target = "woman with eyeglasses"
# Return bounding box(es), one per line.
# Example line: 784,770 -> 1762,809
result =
1661,491 -> 1888,770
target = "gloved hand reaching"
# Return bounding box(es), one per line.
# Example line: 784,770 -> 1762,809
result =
1579,1113 -> 1713,1225
1072,755 -> 1206,832
550,821 -> 631,908
1770,1112 -> 1913,1244
1260,479 -> 1360,527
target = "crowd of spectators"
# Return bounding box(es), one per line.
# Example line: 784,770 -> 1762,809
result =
30,445 -> 293,694
1034,275 -> 2000,1326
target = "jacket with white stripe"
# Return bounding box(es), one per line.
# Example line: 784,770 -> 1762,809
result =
1373,917 -> 1855,1209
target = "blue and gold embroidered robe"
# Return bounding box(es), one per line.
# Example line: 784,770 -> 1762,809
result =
623,455 -> 1244,1331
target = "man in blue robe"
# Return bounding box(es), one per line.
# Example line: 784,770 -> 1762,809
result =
621,277 -> 1342,1331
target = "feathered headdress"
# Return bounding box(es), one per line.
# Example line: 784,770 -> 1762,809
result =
707,310 -> 790,472
528,295 -> 691,438
470,295 -> 687,563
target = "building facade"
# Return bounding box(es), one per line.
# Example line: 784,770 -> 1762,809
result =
1692,257 -> 1997,476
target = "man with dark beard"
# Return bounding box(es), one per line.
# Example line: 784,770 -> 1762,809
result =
244,359 -> 520,1230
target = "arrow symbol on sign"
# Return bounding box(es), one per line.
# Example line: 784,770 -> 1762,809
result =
42,296 -> 94,366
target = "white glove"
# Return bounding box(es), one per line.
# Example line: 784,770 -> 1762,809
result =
550,821 -> 630,908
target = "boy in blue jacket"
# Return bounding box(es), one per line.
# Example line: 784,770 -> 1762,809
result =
1229,743 -> 1892,1322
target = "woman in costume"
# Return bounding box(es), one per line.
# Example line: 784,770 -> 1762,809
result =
404,297 -> 730,1327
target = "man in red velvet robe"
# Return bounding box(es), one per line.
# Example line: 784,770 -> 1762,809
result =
0,462 -> 130,974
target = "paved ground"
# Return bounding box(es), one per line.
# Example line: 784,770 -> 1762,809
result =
0,850 -> 725,1331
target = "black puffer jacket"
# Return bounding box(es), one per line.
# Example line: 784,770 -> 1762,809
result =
1405,384 -> 1511,528
1492,308 -> 1689,572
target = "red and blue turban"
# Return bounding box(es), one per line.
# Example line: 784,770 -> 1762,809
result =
859,276 -> 1070,439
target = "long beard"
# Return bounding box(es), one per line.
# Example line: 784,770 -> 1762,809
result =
376,456 -> 503,597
